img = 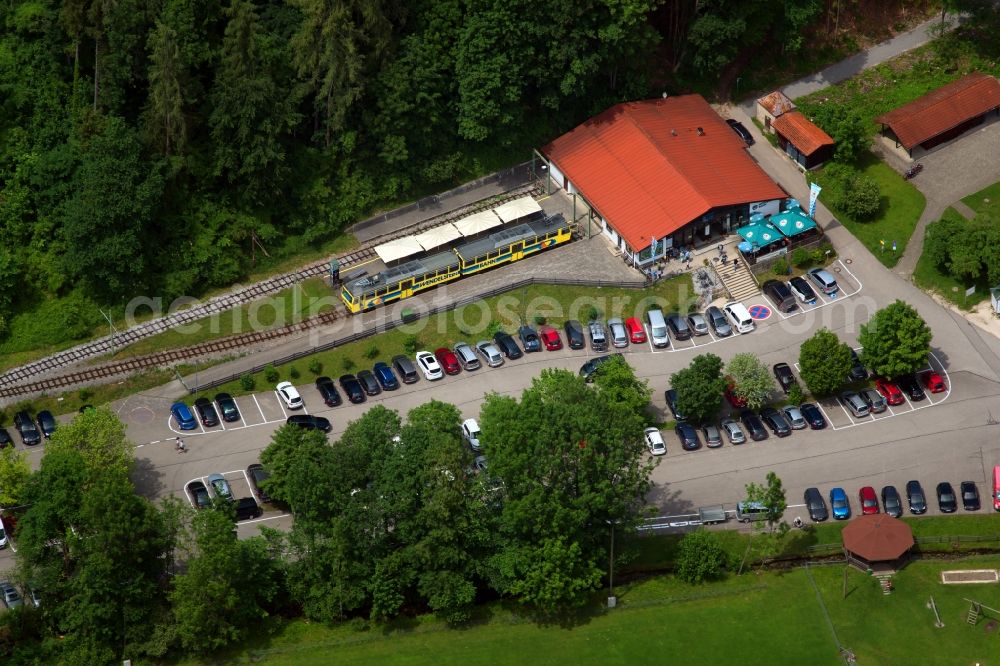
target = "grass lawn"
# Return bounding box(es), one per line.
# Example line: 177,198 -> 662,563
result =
912,207 -> 991,310
961,181 -> 1000,216
811,156 -> 925,268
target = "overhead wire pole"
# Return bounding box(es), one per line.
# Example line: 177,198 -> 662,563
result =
99,308 -> 119,357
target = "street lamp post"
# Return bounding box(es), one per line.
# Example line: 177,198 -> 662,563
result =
606,519 -> 619,608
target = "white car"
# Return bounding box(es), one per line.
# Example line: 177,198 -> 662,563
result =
462,418 -> 482,451
276,381 -> 303,409
643,427 -> 666,456
0,518 -> 7,549
415,351 -> 444,380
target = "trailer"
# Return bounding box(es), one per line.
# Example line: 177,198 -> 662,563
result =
698,505 -> 727,524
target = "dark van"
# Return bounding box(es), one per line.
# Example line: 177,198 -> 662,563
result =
762,280 -> 798,313
235,497 -> 262,521
391,355 -> 419,384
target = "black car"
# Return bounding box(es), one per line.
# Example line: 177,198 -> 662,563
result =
215,393 -> 241,422
799,403 -> 827,429
762,280 -> 797,313
664,388 -> 686,421
936,482 -> 958,513
960,481 -> 980,511
518,325 -> 541,352
579,354 -> 623,382
339,374 -> 365,404
286,414 -> 332,433
247,463 -> 271,503
315,376 -> 343,407
564,320 -> 585,349
356,369 -> 382,396
773,363 -> 797,394
675,422 -> 701,451
740,410 -> 768,441
14,411 -> 41,446
493,331 -> 523,359
881,485 -> 903,518
896,373 -> 926,401
193,398 -> 219,427
760,407 -> 791,437
726,118 -> 754,145
848,349 -> 867,382
373,362 -> 399,390
666,313 -> 691,341
234,497 -> 262,521
0,428 -> 11,449
188,481 -> 211,509
788,276 -> 817,305
705,305 -> 731,337
804,487 -> 828,522
905,480 -> 927,514
36,410 -> 57,439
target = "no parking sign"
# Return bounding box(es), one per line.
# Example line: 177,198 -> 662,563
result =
748,304 -> 772,321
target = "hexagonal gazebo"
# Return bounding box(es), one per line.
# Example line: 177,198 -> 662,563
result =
842,514 -> 915,578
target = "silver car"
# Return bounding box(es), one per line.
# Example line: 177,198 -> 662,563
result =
841,391 -> 870,418
782,406 -> 807,430
860,387 -> 887,414
687,313 -> 709,336
207,473 -> 232,500
453,342 -> 481,371
705,306 -> 732,337
1,581 -> 22,609
720,419 -> 746,444
607,318 -> 629,348
702,424 -> 723,448
476,341 -> 504,367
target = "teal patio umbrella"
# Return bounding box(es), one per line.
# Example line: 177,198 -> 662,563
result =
737,222 -> 782,248
771,210 -> 817,237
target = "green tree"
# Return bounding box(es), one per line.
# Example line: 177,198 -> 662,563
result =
0,447 -> 31,508
744,471 -> 787,531
858,300 -> 933,378
144,20 -> 187,156
798,328 -> 852,397
592,355 -> 652,416
47,406 -> 134,480
726,353 -> 774,409
841,174 -> 881,220
259,425 -> 330,506
675,530 -> 727,584
670,353 -> 725,424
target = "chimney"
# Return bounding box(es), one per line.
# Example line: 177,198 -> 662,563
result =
697,127 -> 705,136
671,129 -> 677,136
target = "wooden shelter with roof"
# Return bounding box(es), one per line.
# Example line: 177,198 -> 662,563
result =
842,514 -> 914,580
757,90 -> 834,169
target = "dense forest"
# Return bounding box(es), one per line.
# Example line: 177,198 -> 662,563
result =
0,0 -> 876,347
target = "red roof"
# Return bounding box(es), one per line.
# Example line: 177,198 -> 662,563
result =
772,111 -> 835,156
842,514 -> 914,561
874,73 -> 1000,150
541,96 -> 786,250
757,91 -> 796,117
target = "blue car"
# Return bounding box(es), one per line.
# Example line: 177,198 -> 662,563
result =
171,402 -> 197,430
373,362 -> 399,390
830,487 -> 851,520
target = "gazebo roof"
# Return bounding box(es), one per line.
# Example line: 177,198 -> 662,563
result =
841,514 -> 914,561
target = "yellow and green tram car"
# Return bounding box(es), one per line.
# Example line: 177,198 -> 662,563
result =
341,213 -> 571,313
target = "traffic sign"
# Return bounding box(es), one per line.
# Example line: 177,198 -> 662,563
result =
748,304 -> 772,320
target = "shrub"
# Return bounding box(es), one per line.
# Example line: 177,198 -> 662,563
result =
787,382 -> 806,406
791,247 -> 812,268
289,365 -> 300,379
308,359 -> 323,375
403,335 -> 420,354
841,174 -> 881,220
586,305 -> 600,321
533,314 -> 546,326
772,258 -> 789,275
240,374 -> 256,391
675,531 -> 727,584
486,320 -> 504,336
341,357 -> 355,372
78,388 -> 93,402
364,344 -> 379,360
264,364 -> 279,383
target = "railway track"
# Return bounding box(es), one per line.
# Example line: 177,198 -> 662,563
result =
0,182 -> 543,392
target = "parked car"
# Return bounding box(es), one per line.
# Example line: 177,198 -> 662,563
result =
1,581 -> 23,609
859,486 -> 879,515
391,355 -> 419,384
859,387 -> 887,414
517,325 -> 541,352
782,405 -> 807,430
187,480 -> 212,509
193,398 -> 219,427
433,347 -> 461,375
647,308 -> 670,347
356,369 -> 382,395
235,497 -> 263,521
36,410 -> 57,438
773,362 -> 797,394
760,407 -> 791,437
607,318 -> 628,348
740,410 -> 768,441
847,349 -> 867,382
452,343 -> 481,370
415,351 -> 444,380
580,354 -> 623,382
0,428 -> 10,449
881,485 -> 903,518
493,331 -> 523,359
462,418 -> 482,451
0,520 -> 6,549
276,382 -> 303,409
705,306 -> 731,337
841,391 -> 870,418
285,414 -> 333,432
687,313 -> 709,336
829,487 -> 851,520
799,403 -> 827,429
643,427 -> 666,456
625,317 -> 647,343
476,341 -> 505,368
896,373 -> 925,401
675,422 -> 701,451
724,380 -> 747,408
339,374 -> 365,403
762,280 -> 797,313
702,424 -> 723,448
807,268 -> 839,295
906,480 -> 927,514
208,473 -> 233,500
664,388 -> 685,421
539,326 -> 563,350
726,118 -> 754,145
373,362 -> 400,390
874,378 -> 905,406
960,481 -> 980,511
247,463 -> 271,503
564,319 -> 585,349
922,370 -> 946,393
587,321 -> 608,351
215,392 -> 241,422
936,482 -> 958,513
804,487 -> 828,522
169,403 -> 197,432
720,419 -> 746,444
666,313 -> 692,341
788,276 -> 817,305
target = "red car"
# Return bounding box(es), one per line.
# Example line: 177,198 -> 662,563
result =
625,317 -> 647,344
434,348 -> 461,375
539,326 -> 562,351
921,370 -> 946,393
859,486 -> 880,515
874,378 -> 904,406
724,381 -> 747,408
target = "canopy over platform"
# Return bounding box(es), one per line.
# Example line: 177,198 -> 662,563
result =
374,236 -> 424,264
770,210 -> 817,237
493,195 -> 542,223
842,514 -> 914,562
414,223 -> 462,251
454,210 -> 503,236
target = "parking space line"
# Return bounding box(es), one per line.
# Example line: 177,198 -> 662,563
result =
275,391 -> 288,419
253,394 -> 267,422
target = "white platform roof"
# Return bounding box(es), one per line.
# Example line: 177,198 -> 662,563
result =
374,236 -> 424,264
453,209 -> 503,236
493,196 -> 542,223
414,223 -> 462,251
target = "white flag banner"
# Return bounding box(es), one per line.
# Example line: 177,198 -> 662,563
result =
809,182 -> 822,218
